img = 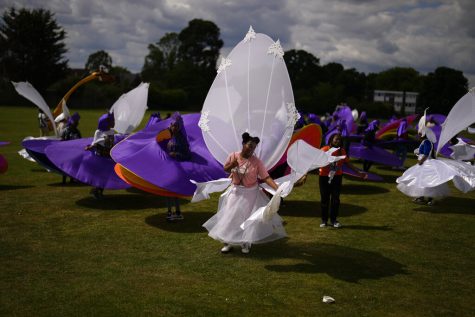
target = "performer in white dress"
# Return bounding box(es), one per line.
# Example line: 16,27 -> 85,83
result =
203,133 -> 282,254
396,108 -> 475,205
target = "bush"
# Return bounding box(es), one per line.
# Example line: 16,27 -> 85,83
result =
357,101 -> 394,119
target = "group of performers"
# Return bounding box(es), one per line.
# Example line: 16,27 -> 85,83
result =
9,27 -> 475,255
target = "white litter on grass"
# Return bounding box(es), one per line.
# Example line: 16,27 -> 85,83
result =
322,296 -> 335,303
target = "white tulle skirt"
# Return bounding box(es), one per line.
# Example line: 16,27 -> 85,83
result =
203,184 -> 286,245
396,158 -> 475,198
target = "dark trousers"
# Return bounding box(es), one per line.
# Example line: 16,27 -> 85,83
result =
319,175 -> 342,224
167,197 -> 181,214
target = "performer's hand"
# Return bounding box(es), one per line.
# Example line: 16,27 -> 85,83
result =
85,145 -> 92,151
359,172 -> 368,180
231,158 -> 239,168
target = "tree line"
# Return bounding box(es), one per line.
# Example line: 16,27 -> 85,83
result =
0,7 -> 469,116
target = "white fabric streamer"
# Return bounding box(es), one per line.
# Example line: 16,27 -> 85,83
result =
12,81 -> 58,135
437,89 -> 475,154
110,82 -> 149,134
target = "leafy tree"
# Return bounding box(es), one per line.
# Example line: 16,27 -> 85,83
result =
85,50 -> 112,72
374,67 -> 421,91
335,68 -> 367,102
177,19 -> 223,106
0,7 -> 68,92
321,62 -> 344,84
284,49 -> 322,90
419,67 -> 468,114
178,19 -> 223,73
142,32 -> 180,83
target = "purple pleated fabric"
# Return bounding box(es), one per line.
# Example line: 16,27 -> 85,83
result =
0,141 -> 8,173
45,137 -> 129,189
111,113 -> 226,196
22,138 -> 64,174
349,142 -> 402,166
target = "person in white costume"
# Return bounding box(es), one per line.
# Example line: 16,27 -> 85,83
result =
193,27 -> 346,254
203,133 -> 280,254
396,108 -> 475,205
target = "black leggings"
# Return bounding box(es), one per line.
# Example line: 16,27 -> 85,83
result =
319,175 -> 342,224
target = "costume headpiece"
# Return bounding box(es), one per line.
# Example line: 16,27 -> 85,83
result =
98,112 -> 114,131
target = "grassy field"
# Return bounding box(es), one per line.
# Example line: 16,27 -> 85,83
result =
0,105 -> 474,316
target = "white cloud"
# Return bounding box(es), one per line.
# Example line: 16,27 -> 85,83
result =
0,0 -> 473,87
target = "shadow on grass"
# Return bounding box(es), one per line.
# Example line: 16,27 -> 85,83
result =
279,201 -> 367,218
145,211 -> 214,233
413,196 -> 475,215
255,241 -> 406,283
48,181 -> 87,187
0,184 -> 34,190
340,225 -> 392,231
75,193 -> 171,210
341,184 -> 390,195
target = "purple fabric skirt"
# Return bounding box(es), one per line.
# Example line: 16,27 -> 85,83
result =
45,137 -> 129,189
349,142 -> 402,167
111,113 -> 226,196
22,138 -> 64,174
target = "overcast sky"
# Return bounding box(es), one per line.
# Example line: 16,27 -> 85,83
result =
2,0 -> 474,87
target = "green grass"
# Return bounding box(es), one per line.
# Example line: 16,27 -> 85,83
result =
0,105 -> 474,316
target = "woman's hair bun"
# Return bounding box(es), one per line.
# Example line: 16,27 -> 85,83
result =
242,132 -> 260,144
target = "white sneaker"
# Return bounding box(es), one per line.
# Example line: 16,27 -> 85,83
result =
320,223 -> 327,228
241,243 -> 251,254
221,244 -> 232,253
332,222 -> 341,228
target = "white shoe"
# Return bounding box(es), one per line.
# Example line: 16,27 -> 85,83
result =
320,223 -> 327,228
221,244 -> 232,253
332,222 -> 341,228
241,243 -> 250,254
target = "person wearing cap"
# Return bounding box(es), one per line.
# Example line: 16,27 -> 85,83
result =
362,120 -> 380,171
85,112 -> 115,198
55,113 -> 68,136
61,112 -> 81,141
163,112 -> 191,221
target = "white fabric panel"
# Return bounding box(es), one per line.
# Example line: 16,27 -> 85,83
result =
12,81 -> 57,134
437,91 -> 475,154
190,178 -> 232,202
287,140 -> 346,174
396,158 -> 475,197
110,82 -> 149,134
450,138 -> 475,161
200,31 -> 295,170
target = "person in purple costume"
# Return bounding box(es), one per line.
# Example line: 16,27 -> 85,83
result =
164,112 -> 191,221
393,118 -> 408,170
362,120 -> 380,172
356,111 -> 368,135
85,112 -> 115,198
145,112 -> 162,128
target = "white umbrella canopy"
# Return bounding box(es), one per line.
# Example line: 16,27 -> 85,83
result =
198,26 -> 298,170
437,89 -> 475,155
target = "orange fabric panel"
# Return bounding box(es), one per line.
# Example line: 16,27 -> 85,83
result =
114,163 -> 190,198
